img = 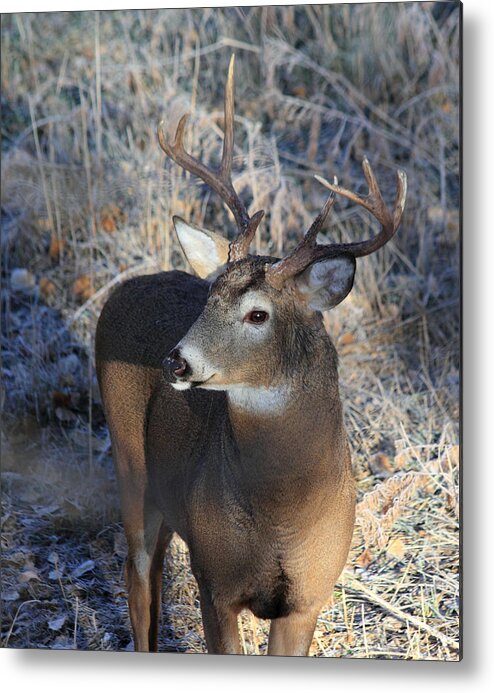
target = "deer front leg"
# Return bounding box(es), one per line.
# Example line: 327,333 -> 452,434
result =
267,609 -> 319,657
196,583 -> 242,655
148,522 -> 173,652
119,479 -> 172,652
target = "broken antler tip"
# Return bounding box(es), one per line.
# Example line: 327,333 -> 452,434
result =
315,174 -> 338,192
396,169 -> 408,200
314,174 -> 328,186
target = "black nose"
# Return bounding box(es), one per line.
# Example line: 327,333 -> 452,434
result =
164,348 -> 188,378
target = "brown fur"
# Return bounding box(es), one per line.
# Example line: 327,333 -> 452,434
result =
96,261 -> 356,655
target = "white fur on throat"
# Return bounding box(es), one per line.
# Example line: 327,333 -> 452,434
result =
171,380 -> 292,416
227,384 -> 292,415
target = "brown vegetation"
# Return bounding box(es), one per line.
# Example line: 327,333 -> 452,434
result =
1,3 -> 460,658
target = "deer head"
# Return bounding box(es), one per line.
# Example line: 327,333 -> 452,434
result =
159,56 -> 407,400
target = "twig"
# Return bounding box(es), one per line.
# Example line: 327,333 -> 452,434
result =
340,572 -> 459,651
2,599 -> 42,647
73,595 -> 79,649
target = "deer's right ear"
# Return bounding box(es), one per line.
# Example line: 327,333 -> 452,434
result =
173,217 -> 231,279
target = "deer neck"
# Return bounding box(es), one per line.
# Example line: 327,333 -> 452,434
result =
222,339 -> 345,493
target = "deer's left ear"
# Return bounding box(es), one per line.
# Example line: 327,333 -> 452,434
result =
173,216 -> 231,278
293,254 -> 356,311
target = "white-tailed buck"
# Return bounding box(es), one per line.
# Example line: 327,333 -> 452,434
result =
96,56 -> 407,655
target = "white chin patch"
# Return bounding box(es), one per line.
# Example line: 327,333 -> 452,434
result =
171,381 -> 191,391
227,384 -> 291,415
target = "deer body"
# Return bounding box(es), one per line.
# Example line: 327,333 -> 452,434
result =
96,56 -> 406,655
97,265 -> 355,654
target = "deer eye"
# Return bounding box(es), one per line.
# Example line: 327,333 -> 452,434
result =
244,310 -> 269,325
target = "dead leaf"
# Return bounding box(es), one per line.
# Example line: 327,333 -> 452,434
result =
386,538 -> 406,560
293,85 -> 307,98
39,277 -> 57,300
369,453 -> 393,477
340,332 -> 355,346
10,268 -> 36,293
1,589 -> 20,601
101,212 -> 117,234
19,569 -> 40,583
356,549 -> 373,569
395,450 -> 412,469
71,559 -> 95,578
48,614 -> 67,631
72,275 -> 94,302
49,235 -> 65,260
447,445 -> 460,468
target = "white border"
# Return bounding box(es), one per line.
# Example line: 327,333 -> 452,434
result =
3,0 -> 494,690
3,0 -> 411,11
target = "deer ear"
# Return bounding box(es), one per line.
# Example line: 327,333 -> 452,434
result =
293,254 -> 356,311
173,217 -> 230,278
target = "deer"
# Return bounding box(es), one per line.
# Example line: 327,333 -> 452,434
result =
95,55 -> 407,656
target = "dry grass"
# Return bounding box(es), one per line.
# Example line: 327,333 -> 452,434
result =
1,3 -> 460,658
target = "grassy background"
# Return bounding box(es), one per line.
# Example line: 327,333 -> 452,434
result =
1,2 -> 460,658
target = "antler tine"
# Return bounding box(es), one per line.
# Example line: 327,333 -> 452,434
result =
222,56 -> 266,261
158,54 -> 264,262
314,157 -> 407,257
265,159 -> 407,290
266,192 -> 337,289
304,189 -> 338,243
220,54 -> 235,179
265,191 -> 337,290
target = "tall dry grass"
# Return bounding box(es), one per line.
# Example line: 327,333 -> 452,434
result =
1,3 -> 460,658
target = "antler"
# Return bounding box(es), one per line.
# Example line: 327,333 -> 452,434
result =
265,157 -> 407,290
158,54 -> 264,262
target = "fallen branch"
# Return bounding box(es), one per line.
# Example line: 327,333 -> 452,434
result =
340,571 -> 459,652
